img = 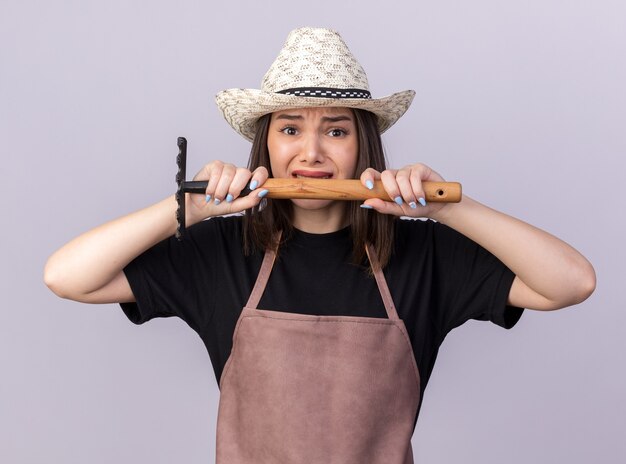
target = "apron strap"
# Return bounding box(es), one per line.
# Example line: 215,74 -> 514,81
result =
246,234 -> 399,321
366,243 -> 400,321
245,243 -> 278,309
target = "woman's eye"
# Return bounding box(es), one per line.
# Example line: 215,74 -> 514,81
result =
329,128 -> 346,137
281,127 -> 297,135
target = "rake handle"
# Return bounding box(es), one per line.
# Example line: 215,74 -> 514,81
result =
175,136 -> 462,240
182,178 -> 462,202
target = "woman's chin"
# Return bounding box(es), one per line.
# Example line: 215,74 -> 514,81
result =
291,198 -> 335,210
290,199 -> 350,232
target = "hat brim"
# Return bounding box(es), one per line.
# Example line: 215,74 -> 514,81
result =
215,88 -> 416,142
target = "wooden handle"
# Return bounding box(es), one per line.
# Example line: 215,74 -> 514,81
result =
261,179 -> 462,202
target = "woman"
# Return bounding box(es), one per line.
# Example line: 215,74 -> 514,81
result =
44,28 -> 595,463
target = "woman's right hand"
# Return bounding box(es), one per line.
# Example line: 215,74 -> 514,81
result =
186,161 -> 269,226
44,162 -> 269,304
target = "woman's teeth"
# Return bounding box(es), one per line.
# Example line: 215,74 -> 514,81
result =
295,174 -> 331,179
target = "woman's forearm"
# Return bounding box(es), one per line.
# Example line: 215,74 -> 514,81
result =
433,195 -> 596,310
44,195 -> 179,300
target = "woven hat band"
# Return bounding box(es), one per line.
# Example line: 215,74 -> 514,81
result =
276,87 -> 372,99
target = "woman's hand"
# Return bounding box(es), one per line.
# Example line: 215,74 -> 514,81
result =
186,161 -> 269,226
359,164 -> 448,219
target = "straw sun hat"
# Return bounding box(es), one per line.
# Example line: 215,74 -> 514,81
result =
215,27 -> 415,142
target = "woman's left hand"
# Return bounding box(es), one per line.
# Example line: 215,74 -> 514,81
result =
360,164 -> 449,219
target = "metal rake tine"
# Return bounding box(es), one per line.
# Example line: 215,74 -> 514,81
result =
175,137 -> 187,240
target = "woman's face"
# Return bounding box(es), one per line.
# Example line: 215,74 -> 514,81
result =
268,106 -> 358,178
267,107 -> 359,227
267,107 -> 358,222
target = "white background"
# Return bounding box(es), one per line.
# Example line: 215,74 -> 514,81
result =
1,0 -> 624,462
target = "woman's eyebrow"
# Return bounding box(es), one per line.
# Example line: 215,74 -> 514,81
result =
274,114 -> 303,121
321,115 -> 353,123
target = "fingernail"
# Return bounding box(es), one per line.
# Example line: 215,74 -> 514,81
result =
205,194 -> 212,203
365,180 -> 374,190
418,197 -> 427,207
226,194 -> 234,203
360,204 -> 373,209
214,198 -> 221,206
394,196 -> 403,205
258,189 -> 269,198
409,201 -> 417,209
249,180 -> 258,190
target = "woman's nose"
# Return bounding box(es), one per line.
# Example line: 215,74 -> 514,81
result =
300,135 -> 325,163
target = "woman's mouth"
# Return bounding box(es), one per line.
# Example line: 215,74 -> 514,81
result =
291,170 -> 333,179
